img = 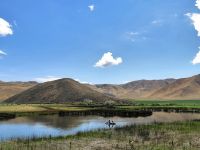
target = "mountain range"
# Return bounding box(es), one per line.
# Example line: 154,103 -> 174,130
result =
89,78 -> 176,99
91,74 -> 200,100
2,74 -> 200,103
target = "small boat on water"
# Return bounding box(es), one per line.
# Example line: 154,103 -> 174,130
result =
105,120 -> 116,126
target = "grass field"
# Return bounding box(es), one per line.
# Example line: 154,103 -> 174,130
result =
0,100 -> 200,115
0,104 -> 93,116
0,100 -> 200,149
0,121 -> 200,150
133,100 -> 200,106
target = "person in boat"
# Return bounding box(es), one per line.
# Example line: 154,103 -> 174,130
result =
111,120 -> 116,125
106,120 -> 116,125
105,120 -> 111,125
106,120 -> 111,124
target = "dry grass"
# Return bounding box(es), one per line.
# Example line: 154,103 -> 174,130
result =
0,121 -> 200,150
0,105 -> 47,113
0,104 -> 92,114
0,82 -> 37,102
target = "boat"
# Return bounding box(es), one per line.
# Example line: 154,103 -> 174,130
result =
105,120 -> 116,126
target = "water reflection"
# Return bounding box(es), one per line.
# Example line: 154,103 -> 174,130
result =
0,112 -> 200,141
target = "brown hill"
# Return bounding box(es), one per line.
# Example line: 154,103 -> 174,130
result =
0,81 -> 37,102
90,79 -> 176,99
5,78 -> 117,104
149,74 -> 200,100
3,74 -> 200,102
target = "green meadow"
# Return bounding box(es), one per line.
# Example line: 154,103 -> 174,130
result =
0,100 -> 200,149
0,100 -> 200,115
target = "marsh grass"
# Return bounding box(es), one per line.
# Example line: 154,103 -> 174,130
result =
0,101 -> 200,149
0,104 -> 93,116
0,121 -> 200,150
0,101 -> 200,116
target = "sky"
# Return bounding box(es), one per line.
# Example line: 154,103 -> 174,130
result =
0,0 -> 200,84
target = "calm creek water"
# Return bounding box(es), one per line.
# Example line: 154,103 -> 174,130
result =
0,112 -> 200,141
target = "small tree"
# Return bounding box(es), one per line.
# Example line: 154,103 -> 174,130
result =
83,99 -> 93,105
104,100 -> 116,108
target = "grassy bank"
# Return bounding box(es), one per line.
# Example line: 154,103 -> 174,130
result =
0,100 -> 200,115
0,121 -> 200,150
0,104 -> 93,116
132,100 -> 200,107
119,100 -> 200,112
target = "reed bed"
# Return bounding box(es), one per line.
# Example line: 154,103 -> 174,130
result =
0,121 -> 200,150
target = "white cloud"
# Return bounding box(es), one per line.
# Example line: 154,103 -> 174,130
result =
0,18 -> 13,36
0,50 -> 7,58
125,31 -> 147,42
34,76 -> 93,84
125,31 -> 139,42
192,48 -> 200,65
128,32 -> 139,35
88,4 -> 95,12
74,78 -> 93,84
187,1 -> 200,65
94,52 -> 123,68
151,19 -> 163,25
34,76 -> 61,83
186,13 -> 200,36
196,0 -> 200,10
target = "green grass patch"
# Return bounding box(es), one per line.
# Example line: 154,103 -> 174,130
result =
0,100 -> 200,116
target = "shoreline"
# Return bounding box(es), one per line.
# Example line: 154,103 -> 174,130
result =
0,102 -> 200,118
0,121 -> 200,149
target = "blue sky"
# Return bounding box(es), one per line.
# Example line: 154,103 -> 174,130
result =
0,0 -> 200,84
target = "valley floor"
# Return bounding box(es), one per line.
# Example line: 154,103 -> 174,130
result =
0,100 -> 200,115
0,100 -> 200,149
0,121 -> 200,150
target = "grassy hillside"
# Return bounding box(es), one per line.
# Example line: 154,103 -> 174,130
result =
5,78 -> 118,104
2,74 -> 200,102
90,74 -> 200,100
90,79 -> 176,99
0,81 -> 37,102
150,74 -> 200,100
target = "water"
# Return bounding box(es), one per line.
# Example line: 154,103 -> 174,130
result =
0,112 -> 200,141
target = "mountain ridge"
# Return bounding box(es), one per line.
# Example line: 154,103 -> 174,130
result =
89,78 -> 176,99
0,81 -> 38,102
5,78 -> 118,104
2,74 -> 200,103
149,74 -> 200,100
